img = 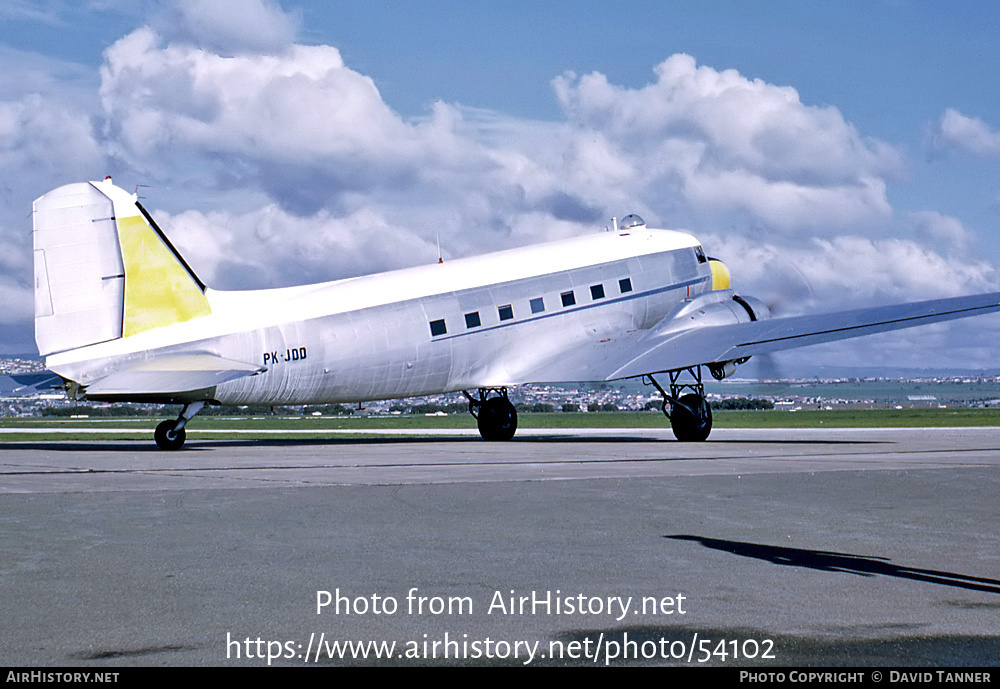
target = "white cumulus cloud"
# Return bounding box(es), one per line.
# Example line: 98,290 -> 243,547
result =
931,108 -> 1000,159
706,232 -> 994,312
152,0 -> 299,55
907,210 -> 976,257
552,54 -> 903,234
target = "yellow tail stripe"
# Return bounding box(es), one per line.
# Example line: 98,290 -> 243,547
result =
116,215 -> 211,337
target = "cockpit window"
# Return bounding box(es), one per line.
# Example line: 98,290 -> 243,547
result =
695,246 -> 708,264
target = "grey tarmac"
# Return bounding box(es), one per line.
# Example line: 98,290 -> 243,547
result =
1,427 -> 998,666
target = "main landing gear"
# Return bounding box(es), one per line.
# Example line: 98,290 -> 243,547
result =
646,368 -> 713,442
153,400 -> 206,450
464,387 -> 518,441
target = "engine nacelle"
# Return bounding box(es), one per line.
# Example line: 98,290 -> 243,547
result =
709,360 -> 737,380
664,289 -> 770,329
657,290 -> 771,379
730,294 -> 769,323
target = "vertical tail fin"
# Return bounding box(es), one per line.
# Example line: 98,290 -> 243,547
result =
33,179 -> 211,356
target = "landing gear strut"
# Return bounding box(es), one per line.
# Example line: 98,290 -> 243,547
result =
646,368 -> 713,442
464,387 -> 518,441
154,400 -> 206,450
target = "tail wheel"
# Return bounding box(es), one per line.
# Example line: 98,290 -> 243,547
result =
154,420 -> 186,451
477,396 -> 518,441
670,394 -> 712,442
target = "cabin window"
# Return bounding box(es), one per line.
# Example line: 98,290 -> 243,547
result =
561,291 -> 576,307
465,312 -> 481,328
530,297 -> 545,314
498,304 -> 514,321
429,319 -> 447,336
695,246 -> 708,263
590,284 -> 605,300
619,277 -> 633,293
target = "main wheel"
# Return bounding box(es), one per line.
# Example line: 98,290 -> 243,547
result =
670,394 -> 712,442
477,396 -> 518,441
154,420 -> 186,450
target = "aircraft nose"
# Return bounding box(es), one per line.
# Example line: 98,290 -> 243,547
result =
708,257 -> 731,290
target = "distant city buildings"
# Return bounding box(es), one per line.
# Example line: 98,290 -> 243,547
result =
0,358 -> 45,374
3,358 -> 1000,417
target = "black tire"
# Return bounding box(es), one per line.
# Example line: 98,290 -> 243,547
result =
670,394 -> 712,442
154,419 -> 186,450
477,396 -> 518,441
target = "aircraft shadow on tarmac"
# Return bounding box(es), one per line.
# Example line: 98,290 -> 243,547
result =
667,535 -> 1000,595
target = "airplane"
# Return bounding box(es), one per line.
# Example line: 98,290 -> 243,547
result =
31,178 -> 1000,449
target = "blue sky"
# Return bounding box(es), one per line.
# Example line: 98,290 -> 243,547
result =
3,0 -> 1000,372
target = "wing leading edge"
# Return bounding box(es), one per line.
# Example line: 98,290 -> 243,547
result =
608,291 -> 1000,380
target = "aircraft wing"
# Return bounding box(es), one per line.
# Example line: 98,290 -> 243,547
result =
83,353 -> 265,396
607,291 -> 1000,380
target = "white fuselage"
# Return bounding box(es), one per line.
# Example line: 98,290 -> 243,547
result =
46,227 -> 713,404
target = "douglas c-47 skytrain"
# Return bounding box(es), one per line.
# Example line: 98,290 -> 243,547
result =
31,179 -> 1000,449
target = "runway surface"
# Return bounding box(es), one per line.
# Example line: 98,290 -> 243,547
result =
2,427 -> 998,666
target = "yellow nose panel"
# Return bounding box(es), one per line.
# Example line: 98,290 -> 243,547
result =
709,259 -> 731,291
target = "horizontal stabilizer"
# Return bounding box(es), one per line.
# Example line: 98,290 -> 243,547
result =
3,372 -> 63,395
84,354 -> 265,396
609,291 -> 1000,380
